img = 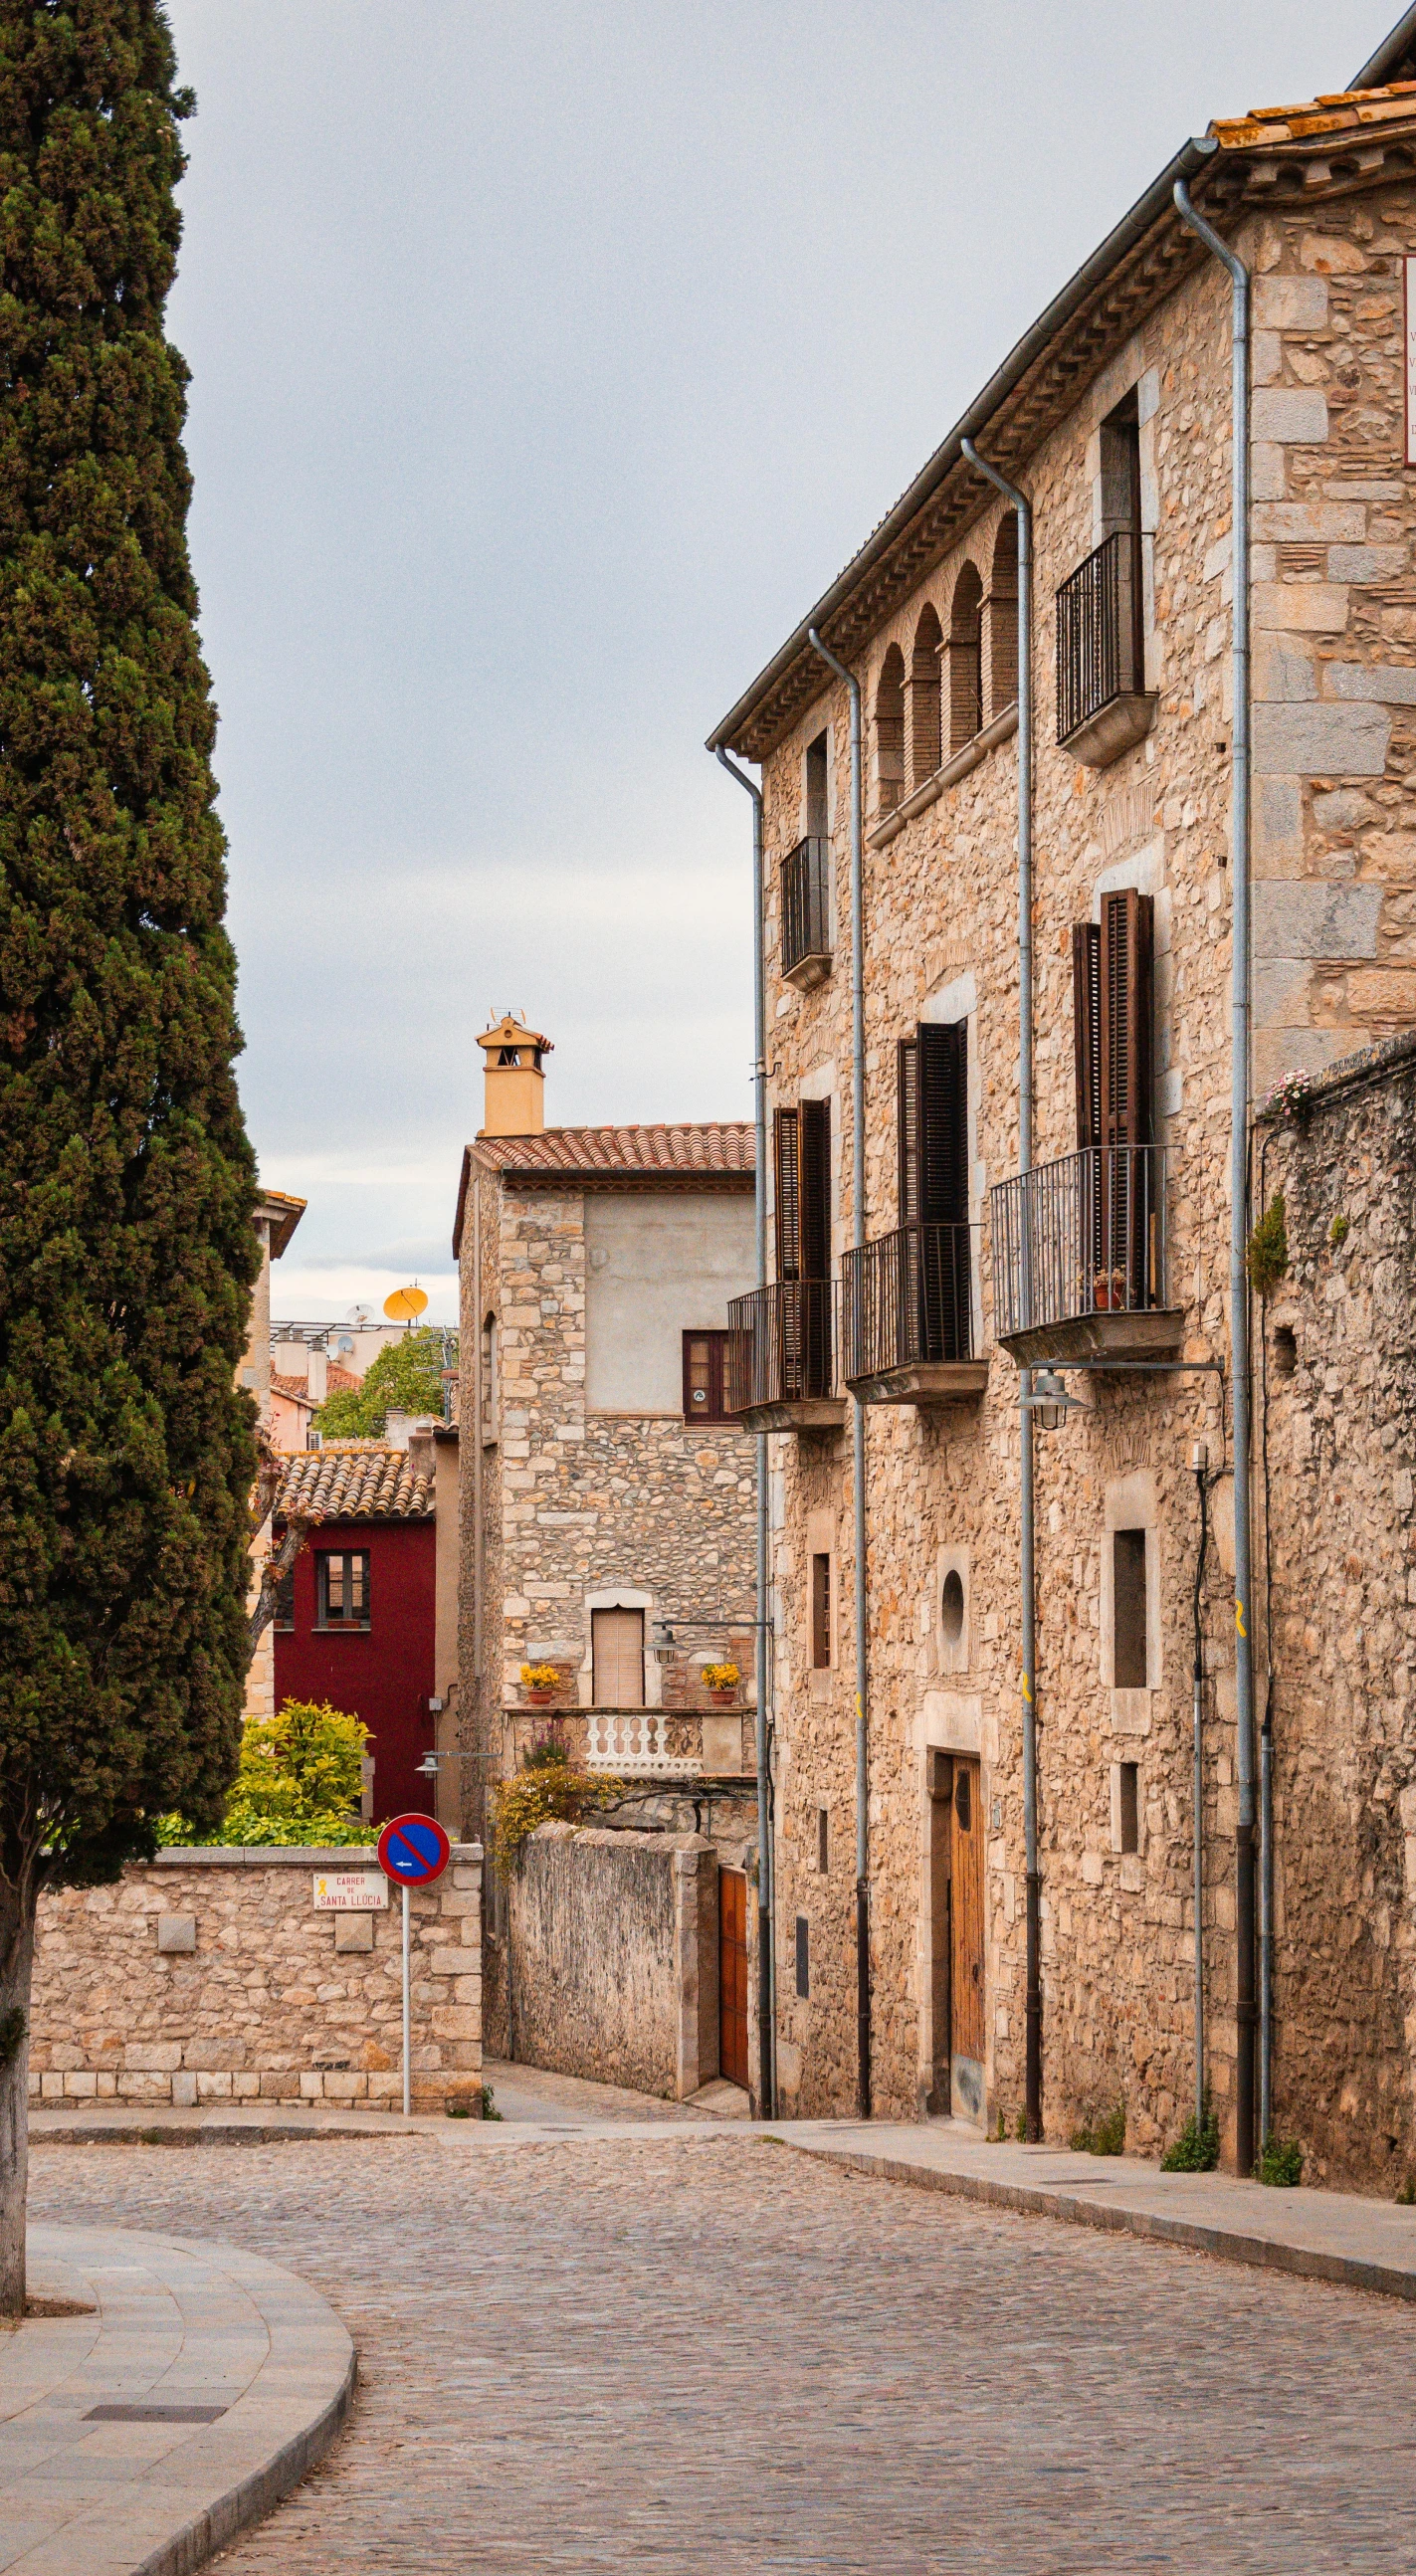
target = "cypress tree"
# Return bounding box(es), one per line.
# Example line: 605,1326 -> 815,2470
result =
0,0 -> 257,2311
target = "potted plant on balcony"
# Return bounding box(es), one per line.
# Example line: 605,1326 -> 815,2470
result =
1093,1269 -> 1125,1311
702,1662 -> 739,1705
520,1662 -> 561,1709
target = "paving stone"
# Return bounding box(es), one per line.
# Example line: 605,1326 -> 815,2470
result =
27,2130 -> 1416,2572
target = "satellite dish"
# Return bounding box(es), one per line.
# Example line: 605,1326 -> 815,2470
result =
345,1303 -> 374,1328
384,1285 -> 429,1323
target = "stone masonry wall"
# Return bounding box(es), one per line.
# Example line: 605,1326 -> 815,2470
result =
1259,1035 -> 1416,2191
505,1823 -> 719,2099
754,177 -> 1416,2168
29,1844 -> 483,2111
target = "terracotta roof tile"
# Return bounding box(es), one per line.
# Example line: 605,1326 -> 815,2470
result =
275,1444 -> 433,1523
270,1372 -> 317,1405
473,1122 -> 754,1182
1211,78 -> 1416,147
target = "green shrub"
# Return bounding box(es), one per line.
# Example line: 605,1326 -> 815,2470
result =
1161,2106 -> 1220,2172
1257,2134 -> 1303,2188
315,1328 -> 456,1440
522,1732 -> 571,1771
159,1699 -> 374,1847
1070,2100 -> 1125,2156
1246,1192 -> 1289,1297
492,1765 -> 627,1869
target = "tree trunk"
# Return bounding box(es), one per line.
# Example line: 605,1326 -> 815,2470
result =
0,1863 -> 37,2319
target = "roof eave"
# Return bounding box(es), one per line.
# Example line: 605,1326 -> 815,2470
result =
707,130 -> 1222,763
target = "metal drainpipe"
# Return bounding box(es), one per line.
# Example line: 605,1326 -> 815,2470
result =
961,440 -> 1039,2141
1192,1453 -> 1211,2131
806,627 -> 871,2121
1173,178 -> 1258,2173
716,745 -> 776,2121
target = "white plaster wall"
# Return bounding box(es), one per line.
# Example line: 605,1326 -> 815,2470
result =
584,1192 -> 756,1414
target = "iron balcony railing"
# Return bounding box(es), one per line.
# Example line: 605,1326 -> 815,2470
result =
781,836 -> 832,980
842,1223 -> 974,1382
726,1281 -> 836,1412
990,1146 -> 1165,1343
1056,528 -> 1144,747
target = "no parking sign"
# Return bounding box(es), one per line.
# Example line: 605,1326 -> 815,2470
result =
378,1812 -> 453,2113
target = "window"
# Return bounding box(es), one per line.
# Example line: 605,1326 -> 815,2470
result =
1113,1529 -> 1147,1689
817,1806 -> 830,1875
683,1329 -> 736,1425
946,562 -> 983,751
894,1021 -> 971,1362
274,1560 -> 296,1631
874,644 -> 906,813
940,1568 -> 964,1646
592,1607 -> 645,1708
795,1914 -> 810,2000
1118,1760 -> 1140,1856
482,1312 -> 499,1446
811,1553 -> 832,1670
909,603 -> 942,787
985,514 -> 1018,720
774,1098 -> 834,1399
1072,889 -> 1155,1307
318,1550 -> 370,1630
805,729 -> 829,838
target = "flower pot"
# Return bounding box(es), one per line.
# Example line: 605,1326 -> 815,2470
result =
524,1689 -> 555,1709
708,1688 -> 737,1706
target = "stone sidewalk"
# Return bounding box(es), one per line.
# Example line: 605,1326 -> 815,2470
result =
782,2119 -> 1416,2305
0,2223 -> 353,2574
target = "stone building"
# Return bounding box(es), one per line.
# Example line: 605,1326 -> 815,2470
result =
242,1184 -> 304,1723
451,1017 -> 760,2084
708,14 -> 1416,2171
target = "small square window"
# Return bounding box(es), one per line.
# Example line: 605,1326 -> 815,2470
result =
318,1550 -> 371,1630
1118,1761 -> 1140,1856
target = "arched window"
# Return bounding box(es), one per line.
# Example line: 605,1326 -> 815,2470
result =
946,564 -> 983,752
482,1311 -> 499,1443
909,604 -> 943,787
985,514 -> 1019,720
875,644 -> 906,813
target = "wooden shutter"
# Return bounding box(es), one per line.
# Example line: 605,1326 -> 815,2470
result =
592,1608 -> 644,1708
1100,889 -> 1153,1148
773,1106 -> 800,1282
1072,922 -> 1102,1151
799,1096 -> 831,1281
897,1039 -> 919,1225
917,1021 -> 967,1224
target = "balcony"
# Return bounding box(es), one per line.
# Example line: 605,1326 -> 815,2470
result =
990,1146 -> 1184,1367
1056,529 -> 1155,768
842,1224 -> 988,1405
585,1710 -> 702,1778
780,836 -> 832,989
726,1282 -> 845,1434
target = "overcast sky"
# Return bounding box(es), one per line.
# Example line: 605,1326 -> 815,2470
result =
163,0 -> 1395,1325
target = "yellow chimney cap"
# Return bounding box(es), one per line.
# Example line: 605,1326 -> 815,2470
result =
476,1013 -> 553,1060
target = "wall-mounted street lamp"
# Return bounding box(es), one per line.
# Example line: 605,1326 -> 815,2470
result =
1023,1369 -> 1085,1431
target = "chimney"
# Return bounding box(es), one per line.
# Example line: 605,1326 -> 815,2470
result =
476,1012 -> 552,1137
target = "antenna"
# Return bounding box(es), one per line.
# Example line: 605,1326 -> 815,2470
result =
345,1302 -> 374,1328
383,1285 -> 429,1325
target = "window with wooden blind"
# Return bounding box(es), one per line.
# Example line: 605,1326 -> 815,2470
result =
811,1552 -> 832,1670
1071,890 -> 1153,1153
316,1550 -> 370,1630
591,1608 -> 645,1708
893,1021 -> 970,1364
774,1098 -> 831,1281
682,1329 -> 737,1425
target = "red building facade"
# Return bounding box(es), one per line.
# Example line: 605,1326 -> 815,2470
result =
273,1445 -> 437,1824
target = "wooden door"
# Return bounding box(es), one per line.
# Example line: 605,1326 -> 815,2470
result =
719,1869 -> 749,2089
591,1608 -> 644,1707
949,1757 -> 985,2093
927,1751 -> 952,2112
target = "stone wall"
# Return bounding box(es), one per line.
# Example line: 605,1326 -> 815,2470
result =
29,1845 -> 483,2111
503,1823 -> 719,2099
747,177 -> 1416,2164
1259,1035 -> 1416,2189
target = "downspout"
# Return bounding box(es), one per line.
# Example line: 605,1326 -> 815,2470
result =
961,440 -> 1040,2142
716,745 -> 776,2120
806,626 -> 871,2121
1192,1450 -> 1211,2131
1174,176 -> 1257,2175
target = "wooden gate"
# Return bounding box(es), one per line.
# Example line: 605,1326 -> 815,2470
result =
718,1868 -> 749,2089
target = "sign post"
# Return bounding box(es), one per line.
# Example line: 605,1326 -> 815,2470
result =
376,1813 -> 452,2116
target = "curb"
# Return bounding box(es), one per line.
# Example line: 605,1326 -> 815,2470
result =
779,2141 -> 1416,2307
33,2121 -> 418,2149
132,2344 -> 356,2576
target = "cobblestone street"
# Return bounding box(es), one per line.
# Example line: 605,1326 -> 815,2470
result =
28,2132 -> 1416,2573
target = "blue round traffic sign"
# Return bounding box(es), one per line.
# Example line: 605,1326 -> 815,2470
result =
377,1812 -> 451,1886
